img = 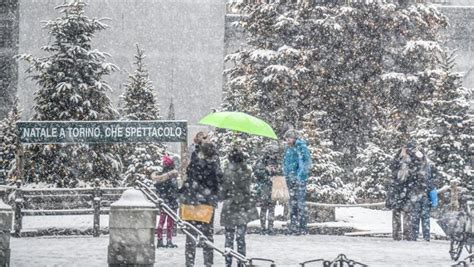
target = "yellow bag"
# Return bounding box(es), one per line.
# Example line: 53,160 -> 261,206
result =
180,204 -> 214,224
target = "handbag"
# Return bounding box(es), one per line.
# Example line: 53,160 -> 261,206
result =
180,204 -> 214,224
429,189 -> 438,208
271,176 -> 290,203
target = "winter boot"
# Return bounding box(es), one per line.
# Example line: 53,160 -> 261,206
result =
157,239 -> 166,248
166,239 -> 178,248
267,227 -> 275,236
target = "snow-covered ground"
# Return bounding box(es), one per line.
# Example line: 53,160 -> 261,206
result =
322,207 -> 445,237
20,206 -> 446,237
11,206 -> 457,266
10,234 -> 455,266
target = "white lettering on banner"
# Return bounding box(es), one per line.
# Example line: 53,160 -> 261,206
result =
122,126 -> 183,138
21,128 -> 29,139
21,127 -> 59,139
176,127 -> 183,137
18,122 -> 186,143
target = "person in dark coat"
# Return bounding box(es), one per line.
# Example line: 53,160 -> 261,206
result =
152,155 -> 179,248
181,142 -> 221,267
253,143 -> 280,235
386,144 -> 413,241
188,131 -> 208,162
386,140 -> 429,241
220,148 -> 259,267
410,150 -> 437,241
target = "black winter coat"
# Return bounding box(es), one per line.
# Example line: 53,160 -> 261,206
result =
155,166 -> 179,210
386,148 -> 435,210
181,154 -> 221,207
220,162 -> 259,227
253,157 -> 279,205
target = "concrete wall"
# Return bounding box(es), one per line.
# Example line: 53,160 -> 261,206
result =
0,0 -> 19,119
17,0 -> 225,123
439,6 -> 474,89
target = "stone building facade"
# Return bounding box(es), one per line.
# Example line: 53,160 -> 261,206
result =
0,0 -> 19,118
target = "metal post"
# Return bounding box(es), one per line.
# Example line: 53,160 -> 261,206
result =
13,180 -> 22,237
179,141 -> 188,187
92,178 -> 101,237
0,197 -> 13,267
14,141 -> 24,183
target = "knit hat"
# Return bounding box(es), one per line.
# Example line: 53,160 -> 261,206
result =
162,155 -> 174,167
229,148 -> 244,163
284,129 -> 299,139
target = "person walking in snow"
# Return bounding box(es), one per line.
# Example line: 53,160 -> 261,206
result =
254,143 -> 280,235
152,154 -> 179,248
181,142 -> 221,267
410,148 -> 438,241
220,148 -> 259,267
386,140 -> 421,241
283,129 -> 312,235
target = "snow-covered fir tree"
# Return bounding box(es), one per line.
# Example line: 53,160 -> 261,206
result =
121,45 -> 161,121
120,45 -> 166,186
414,49 -> 473,189
354,142 -> 393,200
226,1 -> 449,200
17,0 -> 122,187
0,99 -> 21,182
302,111 -> 355,204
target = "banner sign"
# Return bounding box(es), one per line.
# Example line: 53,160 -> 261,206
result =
17,120 -> 187,144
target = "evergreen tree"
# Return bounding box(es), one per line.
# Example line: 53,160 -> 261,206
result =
0,98 -> 21,182
302,111 -> 354,204
120,45 -> 166,186
121,45 -> 161,121
354,142 -> 393,200
17,0 -> 122,187
225,1 -> 449,199
415,49 -> 473,189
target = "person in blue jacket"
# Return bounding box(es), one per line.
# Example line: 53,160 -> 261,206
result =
411,149 -> 438,241
283,129 -> 312,235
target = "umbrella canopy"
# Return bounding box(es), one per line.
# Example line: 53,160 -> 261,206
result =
198,111 -> 278,140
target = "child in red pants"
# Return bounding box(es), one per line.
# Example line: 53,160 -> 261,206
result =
154,155 -> 179,248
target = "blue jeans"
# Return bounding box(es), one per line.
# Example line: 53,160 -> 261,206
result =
412,195 -> 431,241
287,180 -> 307,234
224,225 -> 247,267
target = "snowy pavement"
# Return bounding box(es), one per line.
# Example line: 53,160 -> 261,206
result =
10,234 -> 455,266
20,206 -> 446,237
12,206 -> 453,266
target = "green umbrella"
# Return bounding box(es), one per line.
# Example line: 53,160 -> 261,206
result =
198,111 -> 278,140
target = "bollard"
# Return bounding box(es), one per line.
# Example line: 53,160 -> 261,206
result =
0,197 -> 13,267
107,189 -> 157,267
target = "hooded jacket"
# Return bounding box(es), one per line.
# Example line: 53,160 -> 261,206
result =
386,147 -> 436,210
283,139 -> 312,183
155,164 -> 179,210
219,161 -> 259,227
181,152 -> 221,207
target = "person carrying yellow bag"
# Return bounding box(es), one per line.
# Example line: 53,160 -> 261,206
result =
179,142 -> 222,267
